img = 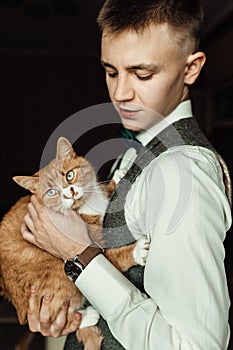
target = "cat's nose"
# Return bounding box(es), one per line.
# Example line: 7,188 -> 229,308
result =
70,186 -> 78,197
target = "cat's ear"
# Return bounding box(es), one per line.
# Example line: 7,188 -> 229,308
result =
13,175 -> 39,193
56,137 -> 74,160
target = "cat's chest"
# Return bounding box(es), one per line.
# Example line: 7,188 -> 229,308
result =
78,185 -> 109,221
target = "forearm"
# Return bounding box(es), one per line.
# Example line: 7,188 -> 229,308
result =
75,255 -> 197,350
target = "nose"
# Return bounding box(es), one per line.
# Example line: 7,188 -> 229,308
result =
113,75 -> 134,102
70,186 -> 78,197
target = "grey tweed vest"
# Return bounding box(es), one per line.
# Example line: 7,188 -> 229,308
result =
64,117 -> 228,350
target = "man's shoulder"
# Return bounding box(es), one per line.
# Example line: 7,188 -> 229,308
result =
136,145 -> 221,185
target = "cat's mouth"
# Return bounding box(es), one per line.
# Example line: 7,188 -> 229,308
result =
63,185 -> 84,201
63,193 -> 83,201
62,185 -> 85,210
63,194 -> 72,200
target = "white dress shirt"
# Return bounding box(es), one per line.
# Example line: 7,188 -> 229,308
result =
76,100 -> 232,350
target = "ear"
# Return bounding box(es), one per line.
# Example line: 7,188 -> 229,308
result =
184,51 -> 206,85
56,137 -> 74,160
13,175 -> 39,193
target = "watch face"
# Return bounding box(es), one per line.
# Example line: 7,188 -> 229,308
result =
64,260 -> 83,283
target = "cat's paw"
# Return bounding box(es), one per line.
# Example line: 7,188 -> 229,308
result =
78,306 -> 100,329
112,169 -> 126,184
133,236 -> 150,266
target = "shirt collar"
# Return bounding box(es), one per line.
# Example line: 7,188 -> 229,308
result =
137,100 -> 193,146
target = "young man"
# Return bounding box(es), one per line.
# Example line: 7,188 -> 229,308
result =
22,0 -> 232,349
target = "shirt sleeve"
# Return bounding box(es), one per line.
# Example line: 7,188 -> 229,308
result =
75,146 -> 232,350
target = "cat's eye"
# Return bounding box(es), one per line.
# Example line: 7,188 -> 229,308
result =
46,189 -> 58,197
66,170 -> 75,182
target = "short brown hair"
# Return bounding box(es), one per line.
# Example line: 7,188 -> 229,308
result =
97,0 -> 204,46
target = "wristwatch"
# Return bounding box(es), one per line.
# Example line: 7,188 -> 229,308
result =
64,246 -> 103,283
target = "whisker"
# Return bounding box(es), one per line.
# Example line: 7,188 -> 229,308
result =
84,190 -> 107,194
84,181 -> 108,189
54,204 -> 63,214
97,180 -> 111,185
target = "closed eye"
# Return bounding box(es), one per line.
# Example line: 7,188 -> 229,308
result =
106,71 -> 118,78
135,73 -> 153,81
107,71 -> 153,81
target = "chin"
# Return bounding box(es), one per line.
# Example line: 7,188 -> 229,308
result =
122,121 -> 143,132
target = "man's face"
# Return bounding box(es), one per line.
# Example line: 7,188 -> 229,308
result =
101,24 -> 191,131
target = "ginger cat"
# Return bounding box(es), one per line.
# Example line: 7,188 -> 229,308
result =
0,137 -> 149,350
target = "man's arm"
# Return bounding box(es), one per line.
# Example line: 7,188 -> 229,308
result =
75,147 -> 231,349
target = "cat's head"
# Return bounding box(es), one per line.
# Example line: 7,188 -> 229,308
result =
13,137 -> 96,213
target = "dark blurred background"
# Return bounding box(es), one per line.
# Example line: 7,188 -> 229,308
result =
0,0 -> 232,348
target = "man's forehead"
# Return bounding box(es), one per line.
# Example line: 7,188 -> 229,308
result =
101,22 -> 172,38
101,23 -> 191,59
100,59 -> 162,73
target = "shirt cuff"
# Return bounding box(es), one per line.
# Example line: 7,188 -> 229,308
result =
75,254 -> 147,319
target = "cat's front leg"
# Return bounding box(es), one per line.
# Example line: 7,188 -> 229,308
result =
76,306 -> 103,350
104,236 -> 150,272
78,306 -> 100,329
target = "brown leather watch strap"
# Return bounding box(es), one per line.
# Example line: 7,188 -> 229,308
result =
75,246 -> 103,267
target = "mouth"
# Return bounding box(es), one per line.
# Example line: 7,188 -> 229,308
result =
117,105 -> 142,119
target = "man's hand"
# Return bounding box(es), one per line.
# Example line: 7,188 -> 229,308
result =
21,195 -> 92,260
28,286 -> 82,337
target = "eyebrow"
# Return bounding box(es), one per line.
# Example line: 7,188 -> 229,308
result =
100,60 -> 161,72
100,61 -> 115,69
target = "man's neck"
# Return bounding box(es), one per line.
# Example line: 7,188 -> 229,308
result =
137,100 -> 193,146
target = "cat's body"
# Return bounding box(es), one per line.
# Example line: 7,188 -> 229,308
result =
0,137 -> 149,350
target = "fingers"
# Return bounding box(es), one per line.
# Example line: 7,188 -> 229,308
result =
23,211 -> 35,233
21,196 -> 45,244
27,286 -> 40,332
27,286 -> 82,337
52,301 -> 70,332
27,287 -> 55,335
26,195 -> 45,229
27,196 -> 45,231
27,200 -> 39,224
21,196 -> 39,239
21,221 -> 37,245
39,297 -> 82,337
62,312 -> 82,336
40,294 -> 54,335
30,194 -> 41,210
52,301 -> 82,336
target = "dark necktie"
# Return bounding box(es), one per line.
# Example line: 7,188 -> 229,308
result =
118,124 -> 142,153
106,125 -> 141,180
